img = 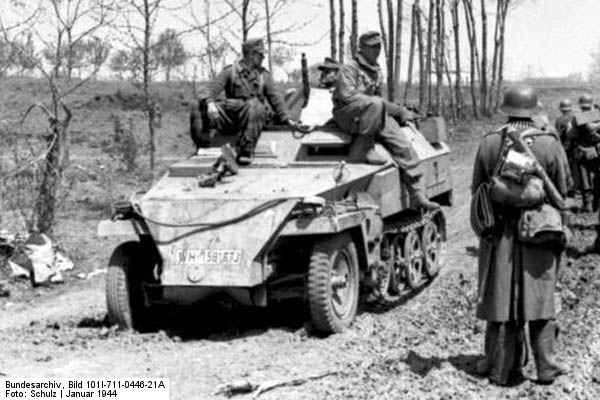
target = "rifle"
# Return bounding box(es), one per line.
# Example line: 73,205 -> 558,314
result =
504,127 -> 566,210
301,53 -> 310,108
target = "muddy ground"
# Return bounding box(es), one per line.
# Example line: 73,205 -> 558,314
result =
1,79 -> 599,399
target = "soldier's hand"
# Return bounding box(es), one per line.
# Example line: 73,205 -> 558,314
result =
285,118 -> 298,128
207,101 -> 219,121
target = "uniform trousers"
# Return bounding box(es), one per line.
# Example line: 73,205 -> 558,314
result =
190,98 -> 267,151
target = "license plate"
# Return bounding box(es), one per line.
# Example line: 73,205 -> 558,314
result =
172,249 -> 242,266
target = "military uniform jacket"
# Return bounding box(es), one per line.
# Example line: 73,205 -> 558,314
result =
471,126 -> 569,322
332,54 -> 410,123
554,113 -> 572,145
197,59 -> 290,122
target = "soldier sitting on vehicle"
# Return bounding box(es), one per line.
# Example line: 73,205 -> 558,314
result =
331,31 -> 438,211
190,38 -> 296,165
317,57 -> 340,90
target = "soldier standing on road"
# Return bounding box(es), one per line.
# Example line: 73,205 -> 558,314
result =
565,94 -> 598,211
471,86 -> 568,386
332,31 -> 438,210
190,38 -> 296,165
555,99 -> 573,145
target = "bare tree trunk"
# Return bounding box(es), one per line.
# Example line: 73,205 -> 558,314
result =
487,0 -> 502,114
386,0 -> 395,101
426,0 -> 434,111
378,0 -> 388,61
351,0 -> 358,56
242,0 -> 250,42
434,0 -> 443,115
480,0 -> 488,116
444,54 -> 456,123
393,0 -> 403,102
35,94 -> 72,234
404,1 -> 418,104
329,0 -> 337,59
451,0 -> 463,118
205,0 -> 216,78
338,0 -> 345,62
416,1 -> 426,110
142,0 -> 156,171
265,0 -> 273,70
463,0 -> 480,118
494,0 -> 510,111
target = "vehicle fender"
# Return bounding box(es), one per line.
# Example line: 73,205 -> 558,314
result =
97,219 -> 151,237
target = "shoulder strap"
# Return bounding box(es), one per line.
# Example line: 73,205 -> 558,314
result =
491,128 -> 508,177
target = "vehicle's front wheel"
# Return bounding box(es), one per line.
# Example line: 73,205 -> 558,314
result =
106,241 -> 156,332
307,233 -> 359,334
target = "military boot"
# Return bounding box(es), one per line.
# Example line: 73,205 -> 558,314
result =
348,135 -> 386,165
404,174 -> 439,211
236,144 -> 254,166
583,191 -> 594,212
529,320 -> 567,384
237,150 -> 254,166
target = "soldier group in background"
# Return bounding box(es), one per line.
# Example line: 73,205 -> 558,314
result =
555,94 -> 600,251
559,94 -> 599,212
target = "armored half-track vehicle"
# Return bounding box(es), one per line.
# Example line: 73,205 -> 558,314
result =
98,81 -> 453,335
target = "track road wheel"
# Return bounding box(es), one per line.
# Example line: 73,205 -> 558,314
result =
106,241 -> 155,332
422,218 -> 443,278
404,229 -> 426,289
308,233 -> 359,334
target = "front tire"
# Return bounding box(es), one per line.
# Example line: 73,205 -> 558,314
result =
308,233 -> 359,334
106,241 -> 156,332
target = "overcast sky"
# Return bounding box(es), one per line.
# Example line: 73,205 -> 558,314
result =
287,0 -> 600,81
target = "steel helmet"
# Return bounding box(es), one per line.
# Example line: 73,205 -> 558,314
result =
579,94 -> 593,109
559,99 -> 572,112
500,86 -> 539,118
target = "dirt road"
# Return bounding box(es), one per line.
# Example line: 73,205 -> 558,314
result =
1,146 -> 599,400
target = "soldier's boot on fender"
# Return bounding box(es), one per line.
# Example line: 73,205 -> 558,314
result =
403,174 -> 439,211
583,190 -> 594,212
529,320 -> 566,384
236,141 -> 255,166
348,135 -> 387,165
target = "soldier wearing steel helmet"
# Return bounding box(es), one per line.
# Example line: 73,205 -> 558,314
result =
189,38 -> 296,165
331,30 -> 438,211
555,99 -> 573,144
471,85 -> 568,386
565,94 -> 599,211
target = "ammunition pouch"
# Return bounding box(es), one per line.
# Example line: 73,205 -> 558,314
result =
517,204 -> 565,249
573,144 -> 599,162
490,175 -> 545,209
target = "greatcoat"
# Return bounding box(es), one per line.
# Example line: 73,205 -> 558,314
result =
471,126 -> 569,322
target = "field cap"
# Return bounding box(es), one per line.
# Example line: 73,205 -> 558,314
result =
359,31 -> 382,46
317,57 -> 340,71
242,38 -> 266,54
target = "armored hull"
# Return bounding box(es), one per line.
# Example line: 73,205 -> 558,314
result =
99,88 -> 453,334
